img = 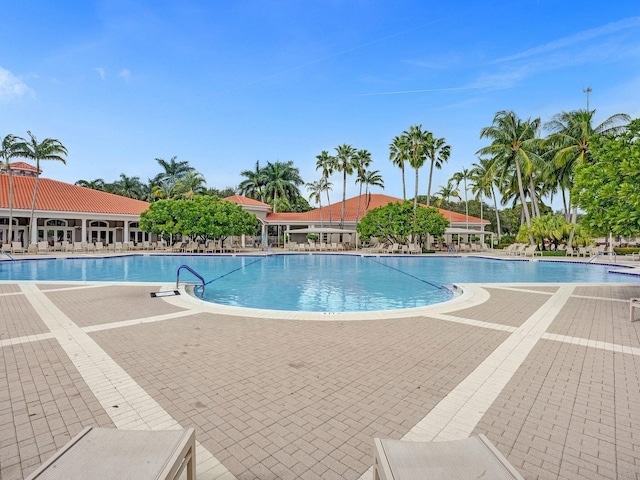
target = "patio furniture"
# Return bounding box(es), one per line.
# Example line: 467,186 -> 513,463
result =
373,435 -> 524,480
26,427 -> 195,480
11,241 -> 25,254
630,298 -> 640,322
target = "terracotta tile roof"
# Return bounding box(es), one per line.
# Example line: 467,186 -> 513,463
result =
0,174 -> 150,215
224,195 -> 271,208
266,193 -> 489,225
3,162 -> 41,174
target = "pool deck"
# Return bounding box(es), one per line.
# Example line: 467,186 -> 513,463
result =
2,252 -> 640,479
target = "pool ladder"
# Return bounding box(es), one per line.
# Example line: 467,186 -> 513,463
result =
176,264 -> 205,294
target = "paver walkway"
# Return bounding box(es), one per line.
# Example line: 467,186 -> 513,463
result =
1,281 -> 640,479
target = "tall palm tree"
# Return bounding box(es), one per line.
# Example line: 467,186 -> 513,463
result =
361,169 -> 384,210
353,149 -> 372,224
151,179 -> 178,200
477,111 -> 543,242
1,134 -> 27,243
389,135 -> 409,201
451,167 -> 471,230
333,144 -> 357,227
152,156 -> 194,186
21,131 -> 68,242
471,157 -> 502,240
176,171 -> 207,199
262,160 -> 303,213
404,125 -> 427,212
307,179 -> 330,227
238,160 -> 266,202
545,108 -> 630,244
315,151 -> 334,225
424,135 -> 451,206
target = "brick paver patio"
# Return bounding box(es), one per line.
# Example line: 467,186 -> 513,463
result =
1,277 -> 640,479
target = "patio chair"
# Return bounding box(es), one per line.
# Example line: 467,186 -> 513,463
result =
94,242 -> 104,253
37,241 -> 49,254
522,245 -> 538,257
11,241 -> 25,254
27,243 -> 38,254
373,435 -> 524,480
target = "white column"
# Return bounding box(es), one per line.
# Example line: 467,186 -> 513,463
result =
30,216 -> 39,244
124,221 -> 130,244
81,218 -> 87,243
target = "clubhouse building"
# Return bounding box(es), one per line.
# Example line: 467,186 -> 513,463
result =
0,164 -> 490,248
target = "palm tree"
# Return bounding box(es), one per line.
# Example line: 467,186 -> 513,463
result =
151,179 -> 178,200
471,157 -> 502,241
353,149 -> 372,224
545,108 -> 630,244
238,160 -> 266,202
333,144 -> 357,227
109,174 -> 147,200
1,134 -> 27,243
152,156 -> 194,186
361,169 -> 384,210
435,181 -> 460,225
451,167 -> 471,230
176,171 -> 207,199
404,125 -> 427,212
424,135 -> 451,206
389,135 -> 410,201
477,111 -> 543,243
307,179 -> 327,227
262,160 -> 303,213
21,131 -> 68,242
75,178 -> 106,190
315,151 -> 335,226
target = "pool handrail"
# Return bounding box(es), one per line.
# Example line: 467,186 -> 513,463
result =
176,264 -> 205,294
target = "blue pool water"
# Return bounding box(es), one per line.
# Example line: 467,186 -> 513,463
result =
1,254 -> 638,312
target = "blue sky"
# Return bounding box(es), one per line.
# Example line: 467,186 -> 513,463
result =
2,1 -> 639,210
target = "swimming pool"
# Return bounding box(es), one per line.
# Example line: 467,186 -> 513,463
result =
1,254 -> 638,312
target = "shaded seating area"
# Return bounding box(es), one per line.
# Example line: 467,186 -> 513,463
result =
373,435 -> 524,480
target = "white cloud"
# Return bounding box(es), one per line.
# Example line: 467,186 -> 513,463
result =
493,16 -> 640,64
118,69 -> 131,82
0,66 -> 35,101
94,67 -> 106,80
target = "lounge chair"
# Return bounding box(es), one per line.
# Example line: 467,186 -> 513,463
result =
408,243 -> 421,254
11,241 -> 25,254
373,435 -> 524,480
522,245 -> 537,257
184,242 -> 198,253
26,427 -> 196,480
37,241 -> 49,254
94,242 -> 104,253
27,243 -> 38,254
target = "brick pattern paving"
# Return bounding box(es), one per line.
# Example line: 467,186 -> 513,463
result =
446,287 -> 554,327
0,339 -> 115,480
90,313 -> 507,479
475,339 -> 640,479
549,295 -> 640,348
0,293 -> 49,340
43,284 -> 187,327
2,281 -> 640,480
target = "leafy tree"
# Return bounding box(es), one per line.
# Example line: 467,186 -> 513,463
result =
572,118 -> 640,238
357,201 -> 448,246
1,134 -> 27,243
140,196 -> 258,242
21,131 -> 68,240
207,187 -> 237,198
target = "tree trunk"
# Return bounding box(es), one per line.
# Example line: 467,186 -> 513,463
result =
341,169 -> 347,227
8,168 -> 14,243
413,168 -> 419,212
426,159 -> 435,207
401,163 -> 406,201
491,185 -> 502,241
514,160 -> 534,244
29,163 -> 41,244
